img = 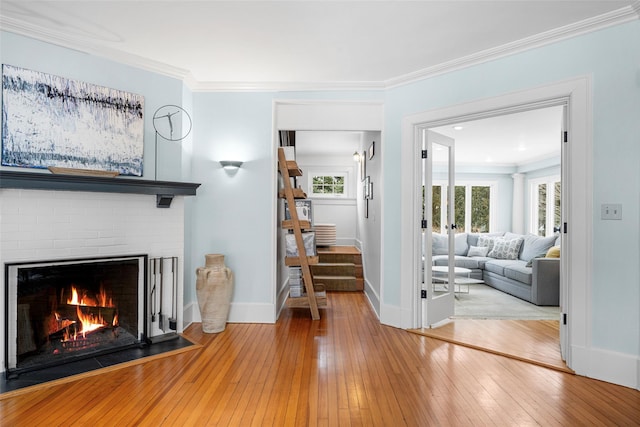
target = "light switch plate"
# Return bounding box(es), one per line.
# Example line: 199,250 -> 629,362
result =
601,204 -> 622,220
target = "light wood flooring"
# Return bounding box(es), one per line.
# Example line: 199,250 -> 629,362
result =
409,319 -> 572,373
1,292 -> 639,426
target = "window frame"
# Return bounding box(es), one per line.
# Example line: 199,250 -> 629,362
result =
529,175 -> 561,237
432,181 -> 497,233
308,172 -> 348,198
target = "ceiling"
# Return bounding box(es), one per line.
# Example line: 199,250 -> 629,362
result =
1,1 -> 637,90
431,105 -> 563,166
295,106 -> 563,167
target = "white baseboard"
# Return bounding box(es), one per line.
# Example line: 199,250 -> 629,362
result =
380,302 -> 404,328
183,301 -> 276,325
363,279 -> 380,318
571,344 -> 639,389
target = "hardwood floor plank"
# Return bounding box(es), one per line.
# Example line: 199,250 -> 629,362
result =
409,318 -> 572,373
1,292 -> 639,426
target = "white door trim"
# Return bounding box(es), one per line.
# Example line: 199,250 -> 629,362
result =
400,76 -> 592,372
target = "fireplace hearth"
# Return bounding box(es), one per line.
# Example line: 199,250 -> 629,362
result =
5,255 -> 147,377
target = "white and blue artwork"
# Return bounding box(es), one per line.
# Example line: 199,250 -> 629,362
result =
1,64 -> 144,176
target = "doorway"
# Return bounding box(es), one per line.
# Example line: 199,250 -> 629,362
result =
413,105 -> 568,370
401,78 -> 594,372
427,106 -> 564,323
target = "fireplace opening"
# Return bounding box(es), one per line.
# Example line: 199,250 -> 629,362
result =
5,255 -> 147,376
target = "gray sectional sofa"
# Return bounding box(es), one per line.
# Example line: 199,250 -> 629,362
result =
430,232 -> 560,306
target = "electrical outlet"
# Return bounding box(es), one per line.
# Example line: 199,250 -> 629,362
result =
601,204 -> 622,220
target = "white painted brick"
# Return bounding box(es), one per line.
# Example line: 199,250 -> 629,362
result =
69,230 -> 99,239
3,214 -> 37,224
2,231 -> 27,242
1,241 -> 18,250
19,239 -> 54,250
2,223 -> 20,233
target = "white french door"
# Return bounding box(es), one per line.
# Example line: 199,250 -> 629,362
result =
422,130 -> 456,328
559,105 -> 568,361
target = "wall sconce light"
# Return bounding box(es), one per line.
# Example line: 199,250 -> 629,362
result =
220,160 -> 243,170
353,151 -> 361,162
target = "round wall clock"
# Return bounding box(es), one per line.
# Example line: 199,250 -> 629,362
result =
152,105 -> 192,141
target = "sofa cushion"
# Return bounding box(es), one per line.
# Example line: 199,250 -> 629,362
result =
484,259 -> 514,276
432,233 -> 469,256
433,255 -> 492,269
488,237 -> 524,260
520,233 -> 558,262
454,233 -> 468,255
432,233 -> 447,255
503,261 -> 532,285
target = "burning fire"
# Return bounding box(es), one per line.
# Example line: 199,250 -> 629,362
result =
75,305 -> 107,338
56,284 -> 118,343
67,284 -> 114,308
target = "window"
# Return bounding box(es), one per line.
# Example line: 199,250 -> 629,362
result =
530,176 -> 561,237
429,183 -> 494,233
310,174 -> 346,197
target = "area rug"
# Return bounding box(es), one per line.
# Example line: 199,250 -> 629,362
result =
454,283 -> 560,320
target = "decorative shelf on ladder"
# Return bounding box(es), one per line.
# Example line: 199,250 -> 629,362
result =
278,147 -> 327,320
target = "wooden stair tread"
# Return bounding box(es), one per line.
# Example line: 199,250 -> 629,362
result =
316,246 -> 361,255
315,262 -> 355,267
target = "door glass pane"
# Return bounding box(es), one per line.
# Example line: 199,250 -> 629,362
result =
432,186 -> 441,233
432,142 -> 450,294
554,181 -> 561,232
471,186 -> 490,233
454,186 -> 465,233
538,183 -> 547,236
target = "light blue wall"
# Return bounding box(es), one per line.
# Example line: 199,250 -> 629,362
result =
383,21 -> 640,354
189,92 -> 275,304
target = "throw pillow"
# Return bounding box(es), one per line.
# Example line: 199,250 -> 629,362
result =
520,233 -> 558,262
467,245 -> 490,257
546,246 -> 561,258
477,235 -> 496,252
432,233 -> 448,255
488,237 -> 524,260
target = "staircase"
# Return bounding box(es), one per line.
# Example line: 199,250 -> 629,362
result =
312,246 -> 364,291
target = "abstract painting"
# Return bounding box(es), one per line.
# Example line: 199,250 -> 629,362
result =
1,64 -> 144,176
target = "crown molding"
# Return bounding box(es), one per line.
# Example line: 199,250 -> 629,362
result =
0,16 -> 192,82
190,80 -> 385,93
385,3 -> 640,89
2,3 -> 638,93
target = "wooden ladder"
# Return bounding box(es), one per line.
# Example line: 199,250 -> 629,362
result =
277,147 -> 325,320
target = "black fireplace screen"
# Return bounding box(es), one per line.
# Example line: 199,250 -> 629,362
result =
5,255 -> 147,375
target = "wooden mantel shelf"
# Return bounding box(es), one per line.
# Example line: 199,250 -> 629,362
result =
0,170 -> 200,197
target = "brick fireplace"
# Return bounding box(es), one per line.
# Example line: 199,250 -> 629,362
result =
0,172 -> 199,376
